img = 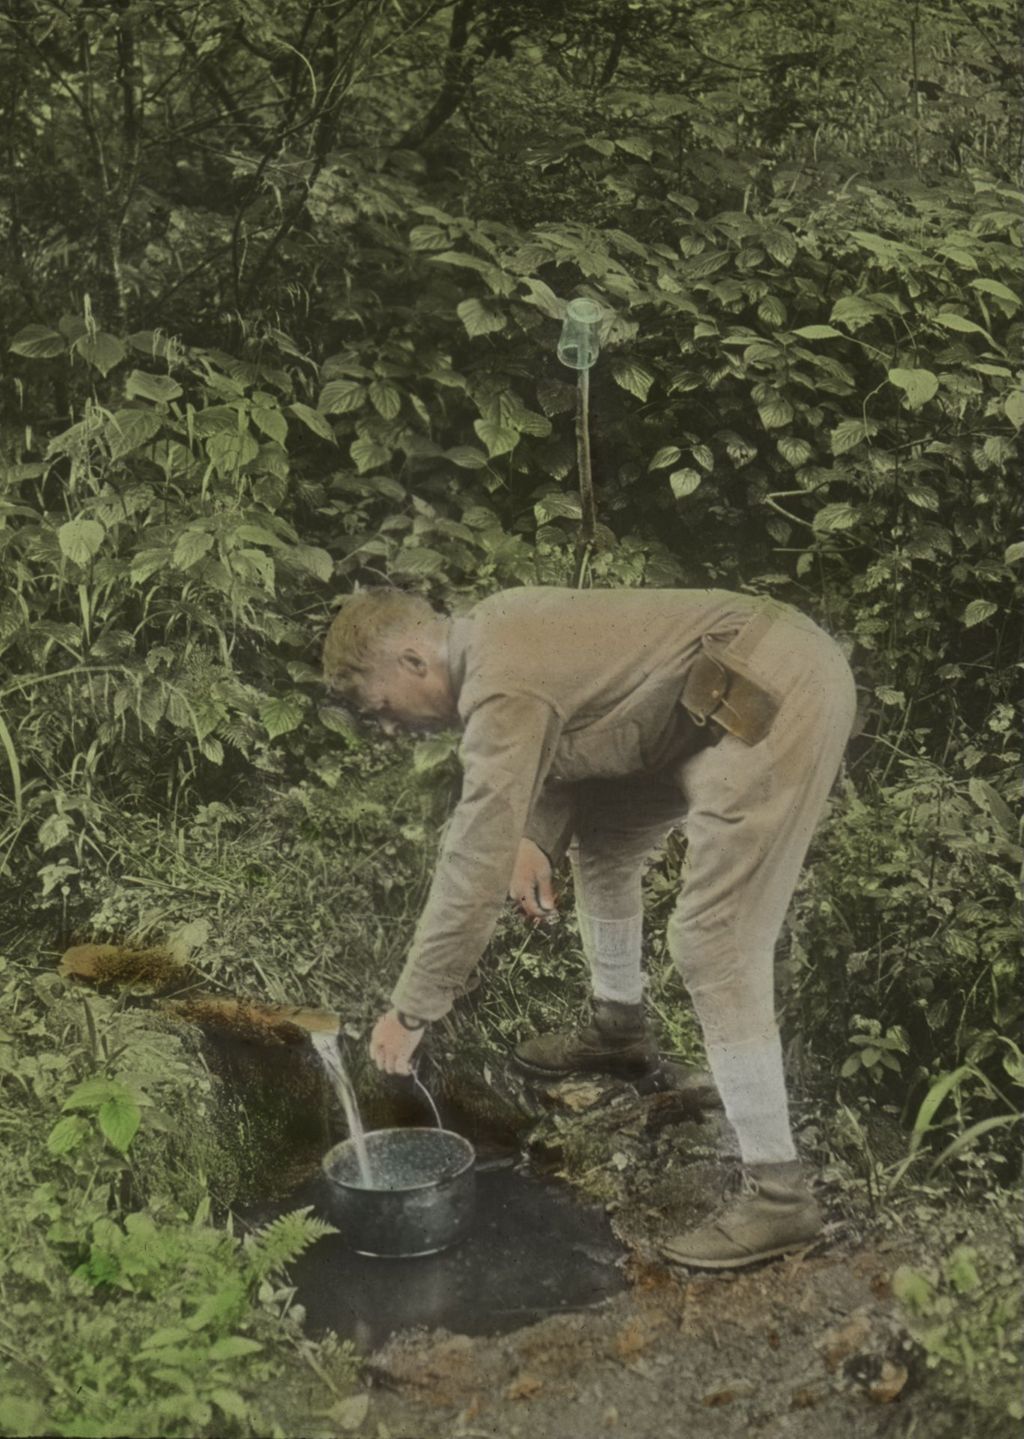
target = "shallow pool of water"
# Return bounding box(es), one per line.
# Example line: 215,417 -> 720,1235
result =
239,1159 -> 627,1351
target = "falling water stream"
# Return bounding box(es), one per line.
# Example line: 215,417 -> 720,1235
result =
311,1031 -> 374,1187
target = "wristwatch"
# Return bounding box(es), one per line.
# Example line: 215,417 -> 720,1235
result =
395,1010 -> 428,1031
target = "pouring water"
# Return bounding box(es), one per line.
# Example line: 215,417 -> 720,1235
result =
312,1031 -> 374,1188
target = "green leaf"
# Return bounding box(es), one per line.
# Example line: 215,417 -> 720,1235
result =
412,735 -> 460,773
408,224 -> 449,251
813,502 -> 859,533
648,446 -> 681,471
319,707 -> 356,738
290,403 -> 336,443
63,1076 -> 124,1111
74,331 -> 127,376
173,529 -> 215,569
935,311 -> 987,335
473,418 -> 518,457
125,370 -> 182,403
99,1096 -> 141,1153
457,297 -> 506,338
777,436 -> 812,467
260,695 -> 308,740
757,397 -> 794,429
888,368 -> 939,408
10,324 -> 67,359
211,1389 -> 249,1422
763,230 -> 797,266
692,444 -> 714,471
962,599 -> 998,627
130,547 -> 171,584
792,324 -> 843,340
445,445 -> 488,469
519,278 -> 565,319
391,546 -> 444,576
350,435 -> 392,472
107,408 -> 163,458
1004,390 -> 1024,429
669,468 -> 702,500
610,359 -> 654,402
968,778 -> 1018,840
905,485 -> 939,511
47,1114 -> 91,1154
58,518 -> 105,565
369,380 -> 402,420
0,1398 -> 48,1434
1004,541 -> 1024,565
829,296 -> 880,331
252,406 -> 288,444
830,419 -> 876,455
927,1115 -> 1020,1176
969,277 -> 1019,308
289,544 -> 333,582
534,493 -> 582,523
936,245 -> 977,269
946,1247 -> 980,1294
892,1266 -> 935,1316
208,1337 -> 263,1361
908,1066 -> 972,1152
757,296 -> 787,327
207,431 -> 259,474
141,1326 -> 194,1351
319,380 -> 365,414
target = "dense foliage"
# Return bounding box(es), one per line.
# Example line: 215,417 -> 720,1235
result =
0,1 -> 1020,1432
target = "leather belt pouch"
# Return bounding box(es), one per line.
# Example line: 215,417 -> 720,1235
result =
680,651 -> 780,746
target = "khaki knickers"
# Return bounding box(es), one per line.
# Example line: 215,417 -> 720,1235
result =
568,607 -> 857,1047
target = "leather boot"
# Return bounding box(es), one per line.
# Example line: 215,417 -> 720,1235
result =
659,1159 -> 823,1270
512,998 -> 659,1078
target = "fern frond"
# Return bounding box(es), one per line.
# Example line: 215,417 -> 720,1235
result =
244,1206 -> 335,1282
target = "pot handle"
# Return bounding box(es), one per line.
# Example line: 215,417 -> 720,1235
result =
411,1065 -> 443,1130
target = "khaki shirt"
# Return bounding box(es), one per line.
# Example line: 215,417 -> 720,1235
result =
389,585 -> 769,1021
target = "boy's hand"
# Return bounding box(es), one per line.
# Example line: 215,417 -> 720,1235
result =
509,837 -> 558,924
370,1009 -> 426,1075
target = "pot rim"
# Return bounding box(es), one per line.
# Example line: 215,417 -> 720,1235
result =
322,1126 -> 476,1195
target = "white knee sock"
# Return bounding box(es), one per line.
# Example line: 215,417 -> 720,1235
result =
705,1030 -> 798,1165
577,910 -> 644,1006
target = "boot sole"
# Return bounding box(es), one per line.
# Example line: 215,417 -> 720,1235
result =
659,1234 -> 824,1270
511,1053 -> 661,1081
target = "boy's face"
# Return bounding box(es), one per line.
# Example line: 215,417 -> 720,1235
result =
354,648 -> 455,737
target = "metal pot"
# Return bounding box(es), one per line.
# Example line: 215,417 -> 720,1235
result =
322,1127 -> 476,1257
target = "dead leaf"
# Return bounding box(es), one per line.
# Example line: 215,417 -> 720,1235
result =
818,1310 -> 874,1371
867,1360 -> 909,1404
331,1391 -> 370,1430
505,1374 -> 544,1401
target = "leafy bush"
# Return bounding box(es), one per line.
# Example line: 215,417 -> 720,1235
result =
784,738 -> 1021,1174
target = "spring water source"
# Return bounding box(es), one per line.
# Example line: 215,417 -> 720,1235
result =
311,1031 -> 374,1187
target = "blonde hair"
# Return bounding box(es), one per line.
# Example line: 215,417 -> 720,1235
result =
322,587 -> 438,696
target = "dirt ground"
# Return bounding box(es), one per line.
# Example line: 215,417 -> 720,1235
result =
287,1068 -> 1016,1439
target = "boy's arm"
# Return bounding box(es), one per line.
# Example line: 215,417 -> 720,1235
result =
389,692 -> 563,1022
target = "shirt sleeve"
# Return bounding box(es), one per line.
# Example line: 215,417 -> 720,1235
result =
522,779 -> 577,868
389,692 -> 563,1022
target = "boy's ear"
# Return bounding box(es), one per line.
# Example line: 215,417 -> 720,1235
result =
398,647 -> 428,676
